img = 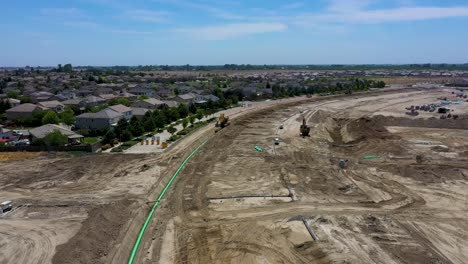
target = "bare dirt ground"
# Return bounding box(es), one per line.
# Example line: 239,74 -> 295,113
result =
0,88 -> 467,264
138,88 -> 468,264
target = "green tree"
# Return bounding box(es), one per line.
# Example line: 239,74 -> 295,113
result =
130,119 -> 145,137
177,103 -> 189,118
97,76 -> 106,84
7,91 -> 19,99
42,111 -> 60,125
138,95 -> 149,100
44,129 -> 68,146
109,98 -> 129,106
19,96 -> 32,103
167,107 -> 180,122
57,64 -> 63,72
60,108 -> 75,126
189,115 -> 196,126
174,88 -> 180,96
195,109 -> 204,121
103,130 -> 117,144
152,111 -> 166,129
63,63 -> 73,73
121,129 -> 133,142
182,119 -> 188,129
143,118 -> 156,132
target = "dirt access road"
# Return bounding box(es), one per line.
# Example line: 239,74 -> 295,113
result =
135,88 -> 468,264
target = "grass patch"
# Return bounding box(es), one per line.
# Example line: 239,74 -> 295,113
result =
83,137 -> 102,144
121,140 -> 139,149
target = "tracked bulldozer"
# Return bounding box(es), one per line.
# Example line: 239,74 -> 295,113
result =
215,114 -> 230,132
300,118 -> 310,137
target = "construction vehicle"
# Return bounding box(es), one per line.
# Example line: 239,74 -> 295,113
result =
215,114 -> 230,132
300,118 -> 310,137
405,109 -> 419,116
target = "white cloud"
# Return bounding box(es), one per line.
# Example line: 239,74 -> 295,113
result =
124,9 -> 170,22
293,4 -> 468,26
63,21 -> 100,29
175,22 -> 287,40
40,8 -> 81,16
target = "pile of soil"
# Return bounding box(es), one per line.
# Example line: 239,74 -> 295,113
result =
323,116 -> 392,144
52,199 -> 135,264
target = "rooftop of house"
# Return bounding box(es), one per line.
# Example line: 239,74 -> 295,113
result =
37,100 -> 64,109
108,104 -> 132,113
177,93 -> 195,100
6,103 -> 45,113
77,110 -> 123,119
130,107 -> 149,116
143,98 -> 165,105
162,100 -> 178,107
29,124 -> 83,139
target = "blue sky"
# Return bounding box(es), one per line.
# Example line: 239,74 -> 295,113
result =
2,0 -> 468,66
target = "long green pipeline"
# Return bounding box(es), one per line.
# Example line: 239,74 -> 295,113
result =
128,141 -> 206,264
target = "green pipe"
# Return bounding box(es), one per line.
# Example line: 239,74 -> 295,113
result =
128,141 -> 206,264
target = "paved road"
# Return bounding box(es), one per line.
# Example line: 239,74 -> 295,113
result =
124,98 -> 305,154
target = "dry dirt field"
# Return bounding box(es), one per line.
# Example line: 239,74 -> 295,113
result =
0,88 -> 467,264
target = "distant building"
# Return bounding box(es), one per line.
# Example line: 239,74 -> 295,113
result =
131,107 -> 150,120
6,103 -> 46,120
29,124 -> 83,144
106,104 -> 133,120
75,110 -> 123,129
37,100 -> 65,113
131,98 -> 167,110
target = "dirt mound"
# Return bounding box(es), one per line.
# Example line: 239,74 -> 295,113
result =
52,199 -> 136,264
307,109 -> 333,123
324,116 -> 392,144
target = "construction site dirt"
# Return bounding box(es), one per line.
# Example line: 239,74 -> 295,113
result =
0,88 -> 467,264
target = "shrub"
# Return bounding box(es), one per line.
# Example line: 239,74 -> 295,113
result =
111,146 -> 123,152
176,130 -> 188,136
169,135 -> 181,142
101,144 -> 112,150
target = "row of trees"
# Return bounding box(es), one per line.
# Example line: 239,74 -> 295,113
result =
102,99 -> 227,144
12,108 -> 75,127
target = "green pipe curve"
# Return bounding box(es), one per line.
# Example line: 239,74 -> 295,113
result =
128,141 -> 206,264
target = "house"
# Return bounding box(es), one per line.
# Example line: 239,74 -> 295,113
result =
99,94 -> 118,101
106,104 -> 132,120
94,87 -> 114,95
131,108 -> 150,120
6,103 -> 46,120
3,98 -> 20,107
82,95 -> 107,106
130,86 -> 156,98
174,93 -> 195,104
75,110 -> 123,130
29,124 -> 83,145
30,91 -> 54,103
203,94 -> 220,102
37,100 -> 65,113
76,88 -> 94,97
162,100 -> 178,108
131,98 -> 167,110
0,126 -> 15,142
118,91 -> 138,100
62,98 -> 83,107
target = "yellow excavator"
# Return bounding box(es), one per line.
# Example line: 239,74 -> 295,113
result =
300,118 -> 310,137
215,114 -> 230,132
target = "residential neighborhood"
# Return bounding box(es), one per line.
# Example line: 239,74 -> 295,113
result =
1,64 -> 467,152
